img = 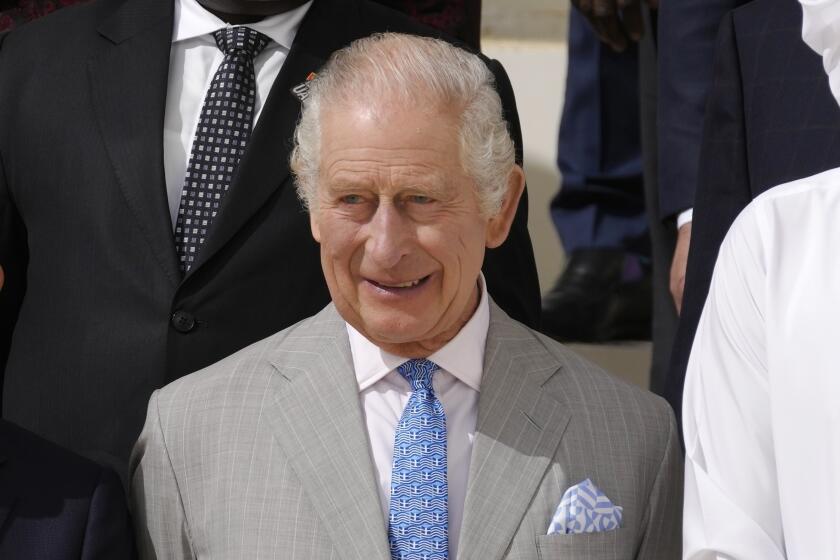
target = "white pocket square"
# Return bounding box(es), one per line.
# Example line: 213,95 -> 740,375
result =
546,478 -> 623,535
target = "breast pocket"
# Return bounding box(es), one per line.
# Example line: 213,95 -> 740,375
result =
535,528 -> 632,560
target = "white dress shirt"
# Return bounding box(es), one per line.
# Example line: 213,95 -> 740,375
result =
162,0 -> 312,227
683,167 -> 840,559
348,275 -> 489,559
676,208 -> 693,229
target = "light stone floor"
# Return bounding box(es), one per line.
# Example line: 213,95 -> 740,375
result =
480,2 -> 652,389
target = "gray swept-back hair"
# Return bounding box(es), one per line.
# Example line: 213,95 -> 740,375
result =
290,32 -> 516,216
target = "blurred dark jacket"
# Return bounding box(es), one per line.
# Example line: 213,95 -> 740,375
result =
0,420 -> 135,559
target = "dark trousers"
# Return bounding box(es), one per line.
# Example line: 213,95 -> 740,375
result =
551,9 -> 649,258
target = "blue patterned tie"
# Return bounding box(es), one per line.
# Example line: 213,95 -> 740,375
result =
175,26 -> 271,273
388,359 -> 449,560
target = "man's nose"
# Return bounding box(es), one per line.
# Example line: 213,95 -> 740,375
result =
365,201 -> 411,269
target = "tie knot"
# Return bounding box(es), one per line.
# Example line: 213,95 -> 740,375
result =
213,26 -> 271,58
396,359 -> 440,392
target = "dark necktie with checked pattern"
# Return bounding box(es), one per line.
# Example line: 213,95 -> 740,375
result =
174,26 -> 271,274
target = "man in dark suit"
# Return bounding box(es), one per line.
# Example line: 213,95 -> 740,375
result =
0,0 -> 540,472
663,0 -> 840,422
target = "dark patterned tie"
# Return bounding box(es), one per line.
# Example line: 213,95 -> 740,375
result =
174,26 -> 271,274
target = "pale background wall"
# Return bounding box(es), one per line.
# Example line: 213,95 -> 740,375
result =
481,1 -> 652,388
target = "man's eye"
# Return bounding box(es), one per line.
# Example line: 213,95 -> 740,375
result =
340,194 -> 363,204
408,195 -> 433,204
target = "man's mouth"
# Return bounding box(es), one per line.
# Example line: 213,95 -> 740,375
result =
367,275 -> 431,291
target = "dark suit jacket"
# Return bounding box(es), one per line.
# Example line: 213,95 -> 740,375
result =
373,0 -> 482,49
0,420 -> 135,559
1,0 -> 88,32
666,0 -> 840,422
656,0 -> 746,220
0,0 -> 540,470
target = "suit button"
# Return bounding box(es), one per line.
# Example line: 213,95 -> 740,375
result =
171,310 -> 196,333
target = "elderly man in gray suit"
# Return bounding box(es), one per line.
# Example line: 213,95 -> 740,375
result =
130,33 -> 682,560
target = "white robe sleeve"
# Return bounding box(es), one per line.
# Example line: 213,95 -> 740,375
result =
682,202 -> 786,560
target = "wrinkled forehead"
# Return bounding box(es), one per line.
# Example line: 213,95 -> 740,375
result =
322,82 -> 464,120
320,98 -> 461,135
317,102 -> 465,173
313,102 -> 480,208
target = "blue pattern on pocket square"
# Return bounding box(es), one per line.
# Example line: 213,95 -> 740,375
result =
547,478 -> 623,534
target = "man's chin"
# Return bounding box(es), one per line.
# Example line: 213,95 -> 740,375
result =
363,322 -> 428,346
354,316 -> 437,350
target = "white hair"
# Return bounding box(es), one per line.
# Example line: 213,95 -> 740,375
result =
290,32 -> 517,216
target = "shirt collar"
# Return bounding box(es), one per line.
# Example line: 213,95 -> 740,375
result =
172,0 -> 313,48
347,274 -> 490,393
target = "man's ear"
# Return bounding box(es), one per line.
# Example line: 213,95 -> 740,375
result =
310,209 -> 321,243
485,164 -> 525,248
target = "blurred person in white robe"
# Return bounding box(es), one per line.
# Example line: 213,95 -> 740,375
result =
683,1 -> 840,558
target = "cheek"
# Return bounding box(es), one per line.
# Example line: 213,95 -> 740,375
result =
423,221 -> 486,264
318,238 -> 358,303
318,226 -> 366,279
318,217 -> 358,253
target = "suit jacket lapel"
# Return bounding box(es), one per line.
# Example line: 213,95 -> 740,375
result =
189,0 -> 355,276
457,302 -> 571,560
265,305 -> 391,560
89,0 -> 180,285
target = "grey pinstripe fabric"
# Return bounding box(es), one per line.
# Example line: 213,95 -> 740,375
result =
130,301 -> 682,559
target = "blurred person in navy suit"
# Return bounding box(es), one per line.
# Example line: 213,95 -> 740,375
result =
0,266 -> 135,559
543,0 -> 682,399
661,0 -> 840,425
541,6 -> 652,346
0,420 -> 136,559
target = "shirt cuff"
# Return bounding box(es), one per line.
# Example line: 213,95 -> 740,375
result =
677,208 -> 694,229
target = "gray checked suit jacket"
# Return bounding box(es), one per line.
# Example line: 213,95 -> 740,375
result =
130,301 -> 682,559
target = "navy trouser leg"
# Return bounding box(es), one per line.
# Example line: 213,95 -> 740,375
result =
551,9 -> 649,258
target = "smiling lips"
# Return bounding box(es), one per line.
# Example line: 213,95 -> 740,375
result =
367,275 -> 431,290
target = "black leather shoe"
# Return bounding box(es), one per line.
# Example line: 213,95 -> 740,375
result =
541,248 -> 652,342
